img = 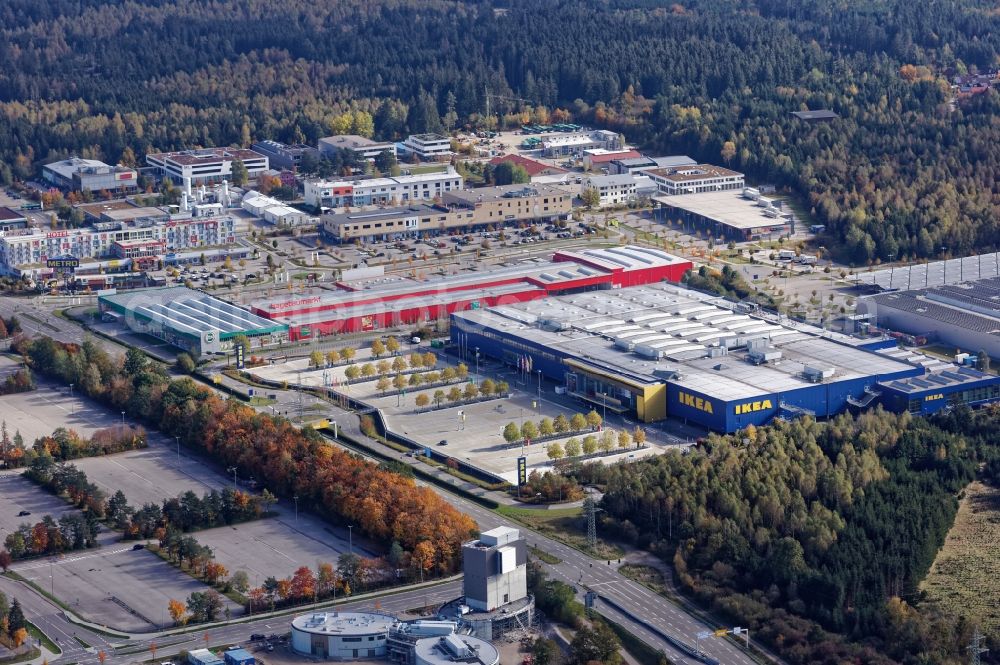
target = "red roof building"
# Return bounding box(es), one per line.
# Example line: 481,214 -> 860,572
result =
582,149 -> 641,170
489,154 -> 567,178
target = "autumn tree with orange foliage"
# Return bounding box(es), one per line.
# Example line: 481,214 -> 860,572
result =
26,337 -> 478,573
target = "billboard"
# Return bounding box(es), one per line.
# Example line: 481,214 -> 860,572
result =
235,343 -> 245,369
46,256 -> 79,269
517,456 -> 527,486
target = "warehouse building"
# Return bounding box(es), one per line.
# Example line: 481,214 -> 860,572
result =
42,157 -> 138,194
653,189 -> 792,242
541,129 -> 622,157
450,282 -> 1000,432
99,286 -> 288,356
859,276 -> 1000,361
854,251 -> 1000,293
319,135 -> 397,161
251,140 -> 320,170
242,191 -> 312,227
0,207 -> 28,232
252,246 -> 690,339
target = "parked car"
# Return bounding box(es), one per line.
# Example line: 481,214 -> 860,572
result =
16,510 -> 30,517
438,439 -> 448,446
131,543 -> 145,551
250,633 -> 266,641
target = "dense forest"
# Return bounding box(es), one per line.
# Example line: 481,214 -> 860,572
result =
0,0 -> 997,262
581,406 -> 1000,664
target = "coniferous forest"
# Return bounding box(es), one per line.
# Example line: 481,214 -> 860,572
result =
581,406 -> 1000,664
0,0 -> 997,263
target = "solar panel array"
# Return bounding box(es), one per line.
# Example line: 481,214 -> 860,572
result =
856,252 -> 1000,291
868,291 -> 1000,334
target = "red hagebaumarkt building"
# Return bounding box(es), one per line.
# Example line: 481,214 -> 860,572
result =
251,246 -> 691,340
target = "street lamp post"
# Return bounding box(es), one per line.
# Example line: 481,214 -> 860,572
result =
602,392 -> 607,427
475,347 -> 480,386
536,370 -> 542,405
121,411 -> 125,426
228,466 -> 237,489
175,436 -> 180,468
293,495 -> 299,523
69,383 -> 74,415
348,525 -> 353,555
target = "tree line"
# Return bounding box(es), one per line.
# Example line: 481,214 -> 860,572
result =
2,422 -> 146,469
21,337 -> 478,574
580,406 -> 999,664
0,1 -> 996,262
3,511 -> 100,561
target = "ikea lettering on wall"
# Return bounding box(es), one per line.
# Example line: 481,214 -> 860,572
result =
734,399 -> 773,415
678,391 -> 713,414
924,393 -> 945,401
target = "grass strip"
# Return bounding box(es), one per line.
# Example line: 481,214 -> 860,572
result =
599,613 -> 673,665
26,621 -> 61,654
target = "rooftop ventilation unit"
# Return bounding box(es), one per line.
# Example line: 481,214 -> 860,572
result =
803,365 -> 835,383
748,347 -> 782,365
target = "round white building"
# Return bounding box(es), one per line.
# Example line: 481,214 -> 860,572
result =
291,611 -> 397,661
413,634 -> 500,665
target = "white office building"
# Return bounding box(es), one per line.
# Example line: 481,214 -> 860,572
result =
585,174 -> 638,207
304,168 -> 464,208
146,148 -> 269,185
402,134 -> 452,160
646,163 -> 745,196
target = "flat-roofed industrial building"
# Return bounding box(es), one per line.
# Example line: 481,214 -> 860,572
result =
450,282 -> 1000,432
99,286 -> 288,356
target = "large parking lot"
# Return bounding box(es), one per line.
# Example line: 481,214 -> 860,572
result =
0,474 -> 78,535
251,353 -> 660,483
0,369 -> 125,444
73,432 -> 375,582
194,513 -> 367,584
72,444 -> 230,507
0,468 -> 235,633
16,544 -> 239,632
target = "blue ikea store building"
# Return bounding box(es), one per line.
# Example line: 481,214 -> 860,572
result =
451,284 -> 1000,433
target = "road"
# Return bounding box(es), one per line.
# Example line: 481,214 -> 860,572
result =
212,369 -> 752,663
1,292 -> 757,665
0,568 -> 461,665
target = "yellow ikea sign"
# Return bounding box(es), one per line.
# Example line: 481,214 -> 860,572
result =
734,399 -> 773,415
924,393 -> 944,401
678,391 -> 714,414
